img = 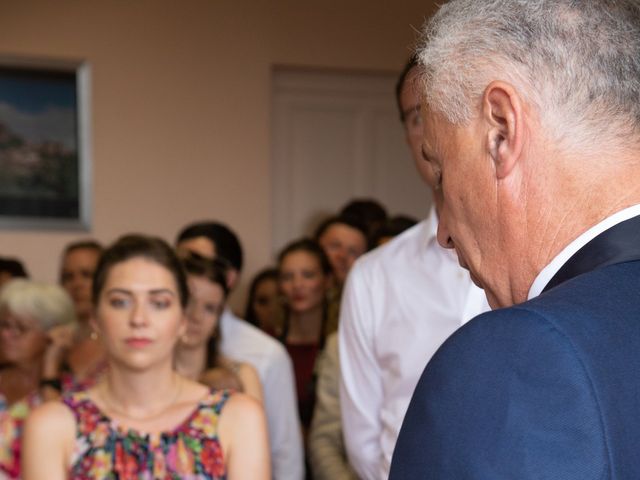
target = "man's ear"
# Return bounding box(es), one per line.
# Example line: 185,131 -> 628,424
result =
226,269 -> 239,291
482,81 -> 524,179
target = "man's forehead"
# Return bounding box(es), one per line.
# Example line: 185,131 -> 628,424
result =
178,236 -> 218,258
420,105 -> 438,145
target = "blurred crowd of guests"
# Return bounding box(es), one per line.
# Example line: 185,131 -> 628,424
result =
0,55 -> 458,480
0,196 -> 417,479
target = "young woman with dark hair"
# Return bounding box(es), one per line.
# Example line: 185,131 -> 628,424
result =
277,238 -> 332,432
174,253 -> 263,401
23,234 -> 269,479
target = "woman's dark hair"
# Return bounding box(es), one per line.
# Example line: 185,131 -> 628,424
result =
92,234 -> 189,308
180,252 -> 229,369
244,267 -> 279,327
277,238 -> 332,276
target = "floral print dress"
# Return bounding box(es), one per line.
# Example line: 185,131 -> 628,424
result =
64,389 -> 230,480
0,391 -> 42,479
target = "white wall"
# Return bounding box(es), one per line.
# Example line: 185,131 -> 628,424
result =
0,0 -> 436,309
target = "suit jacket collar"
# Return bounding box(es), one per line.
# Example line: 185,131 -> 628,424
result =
542,214 -> 640,293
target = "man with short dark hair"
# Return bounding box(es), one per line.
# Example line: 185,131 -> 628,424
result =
176,221 -> 304,480
315,215 -> 368,289
390,1 -> 640,478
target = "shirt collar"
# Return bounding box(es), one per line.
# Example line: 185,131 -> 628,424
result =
528,204 -> 640,299
423,206 -> 438,247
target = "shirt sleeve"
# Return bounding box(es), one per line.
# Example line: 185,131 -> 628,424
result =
262,345 -> 306,480
339,261 -> 385,480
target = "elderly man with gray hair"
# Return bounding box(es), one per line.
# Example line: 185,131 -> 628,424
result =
390,1 -> 640,479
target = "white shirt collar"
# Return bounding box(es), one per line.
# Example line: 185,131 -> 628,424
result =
423,206 -> 438,247
528,204 -> 640,299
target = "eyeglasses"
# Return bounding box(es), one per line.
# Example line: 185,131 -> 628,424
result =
0,320 -> 34,336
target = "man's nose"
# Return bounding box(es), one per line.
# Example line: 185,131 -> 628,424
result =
437,218 -> 455,249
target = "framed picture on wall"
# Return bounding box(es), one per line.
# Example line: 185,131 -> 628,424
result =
0,55 -> 91,230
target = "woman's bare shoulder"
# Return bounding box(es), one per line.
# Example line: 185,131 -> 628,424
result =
28,399 -> 76,428
219,391 -> 264,425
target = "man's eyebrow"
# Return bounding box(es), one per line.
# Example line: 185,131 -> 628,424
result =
402,103 -> 421,119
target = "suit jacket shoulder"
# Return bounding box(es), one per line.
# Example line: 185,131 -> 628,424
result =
390,260 -> 640,480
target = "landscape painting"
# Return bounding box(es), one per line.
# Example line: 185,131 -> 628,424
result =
0,59 -> 90,229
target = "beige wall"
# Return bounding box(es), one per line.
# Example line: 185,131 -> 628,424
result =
0,0 -> 436,309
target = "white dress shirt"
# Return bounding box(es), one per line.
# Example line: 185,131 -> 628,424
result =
220,308 -> 304,480
339,208 -> 490,480
528,204 -> 640,299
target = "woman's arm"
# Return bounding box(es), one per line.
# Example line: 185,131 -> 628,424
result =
219,393 -> 271,479
41,324 -> 76,400
237,362 -> 264,403
22,401 -> 76,480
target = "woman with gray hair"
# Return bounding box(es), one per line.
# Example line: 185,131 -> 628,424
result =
0,279 -> 75,479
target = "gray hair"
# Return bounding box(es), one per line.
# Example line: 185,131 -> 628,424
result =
0,279 -> 76,331
415,0 -> 640,144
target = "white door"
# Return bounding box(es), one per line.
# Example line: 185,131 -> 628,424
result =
271,68 -> 431,255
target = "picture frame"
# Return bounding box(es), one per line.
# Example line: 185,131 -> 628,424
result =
0,55 -> 91,230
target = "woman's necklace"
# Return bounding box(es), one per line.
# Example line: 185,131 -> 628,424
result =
100,374 -> 183,421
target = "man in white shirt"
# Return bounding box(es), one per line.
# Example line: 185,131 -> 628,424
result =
338,57 -> 490,480
389,1 -> 640,478
176,222 -> 304,480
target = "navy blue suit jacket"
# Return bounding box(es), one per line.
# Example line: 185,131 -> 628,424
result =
389,216 -> 640,479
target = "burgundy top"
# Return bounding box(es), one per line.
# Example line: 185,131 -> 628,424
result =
285,342 -> 320,428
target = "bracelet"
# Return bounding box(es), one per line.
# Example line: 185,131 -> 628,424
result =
39,378 -> 62,391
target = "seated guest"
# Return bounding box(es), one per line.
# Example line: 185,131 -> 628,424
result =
42,240 -> 106,394
174,253 -> 263,401
244,267 -> 281,337
308,332 -> 357,480
23,234 -> 269,479
277,238 -> 332,433
0,279 -> 75,479
176,221 -> 304,480
0,258 -> 29,288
